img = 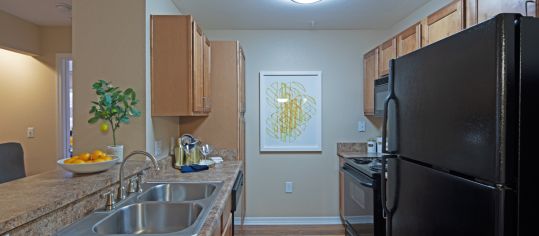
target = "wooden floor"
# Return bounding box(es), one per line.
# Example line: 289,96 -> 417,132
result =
235,225 -> 345,236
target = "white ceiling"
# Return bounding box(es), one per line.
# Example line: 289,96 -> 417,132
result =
173,0 -> 432,30
0,0 -> 72,26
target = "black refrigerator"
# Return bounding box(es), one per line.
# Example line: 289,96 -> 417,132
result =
381,14 -> 539,236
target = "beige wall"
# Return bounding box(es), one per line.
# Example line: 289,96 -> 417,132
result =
72,0 -> 179,158
72,0 -> 147,154
205,30 -> 386,217
0,10 -> 40,55
0,25 -> 72,176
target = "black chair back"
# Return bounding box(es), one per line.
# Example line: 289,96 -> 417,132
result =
0,142 -> 26,184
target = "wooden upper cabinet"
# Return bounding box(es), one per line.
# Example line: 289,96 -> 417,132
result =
467,0 -> 537,28
192,22 -> 205,113
378,38 -> 397,76
151,15 -> 211,116
203,36 -> 212,112
363,48 -> 378,116
397,23 -> 422,57
422,0 -> 465,46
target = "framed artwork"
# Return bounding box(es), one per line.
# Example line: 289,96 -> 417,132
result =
259,71 -> 322,152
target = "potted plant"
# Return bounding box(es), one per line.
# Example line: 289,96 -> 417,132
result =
88,80 -> 141,163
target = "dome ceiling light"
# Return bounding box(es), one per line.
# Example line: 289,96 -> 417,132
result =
291,0 -> 322,4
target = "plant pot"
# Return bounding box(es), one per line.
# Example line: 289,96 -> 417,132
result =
106,145 -> 124,163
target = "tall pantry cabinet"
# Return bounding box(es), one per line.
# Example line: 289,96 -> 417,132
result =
178,41 -> 246,222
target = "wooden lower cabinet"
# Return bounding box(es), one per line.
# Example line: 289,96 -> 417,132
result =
338,157 -> 345,222
222,213 -> 233,236
213,192 -> 233,236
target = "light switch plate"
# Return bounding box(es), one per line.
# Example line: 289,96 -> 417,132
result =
27,127 -> 35,138
358,120 -> 366,132
285,182 -> 293,193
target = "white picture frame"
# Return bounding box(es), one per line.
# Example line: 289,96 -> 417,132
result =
259,71 -> 322,152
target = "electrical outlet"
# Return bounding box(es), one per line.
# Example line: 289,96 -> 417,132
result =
358,120 -> 366,132
285,182 -> 293,193
27,127 -> 35,138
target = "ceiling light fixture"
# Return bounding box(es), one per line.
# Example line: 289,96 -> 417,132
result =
291,0 -> 322,4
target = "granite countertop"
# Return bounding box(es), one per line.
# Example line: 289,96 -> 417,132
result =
337,142 -> 382,158
0,158 -> 153,234
0,155 -> 241,236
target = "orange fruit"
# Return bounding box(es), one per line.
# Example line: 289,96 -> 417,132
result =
80,153 -> 91,161
73,159 -> 85,164
103,156 -> 113,161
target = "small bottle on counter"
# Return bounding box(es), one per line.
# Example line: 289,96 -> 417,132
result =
173,139 -> 185,169
377,137 -> 383,153
367,139 -> 377,153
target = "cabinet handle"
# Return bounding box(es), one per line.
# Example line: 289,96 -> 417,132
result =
525,0 -> 535,16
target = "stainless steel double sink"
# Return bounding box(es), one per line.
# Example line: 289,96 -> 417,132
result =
57,182 -> 223,235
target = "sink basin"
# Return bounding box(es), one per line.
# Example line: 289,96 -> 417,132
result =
138,183 -> 217,202
56,181 -> 223,236
93,202 -> 202,235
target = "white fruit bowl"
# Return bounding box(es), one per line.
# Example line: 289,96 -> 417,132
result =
57,158 -> 118,174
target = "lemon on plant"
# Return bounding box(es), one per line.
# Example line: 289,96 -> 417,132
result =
100,122 -> 109,133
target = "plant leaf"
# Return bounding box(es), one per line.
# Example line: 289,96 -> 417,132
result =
88,117 -> 100,124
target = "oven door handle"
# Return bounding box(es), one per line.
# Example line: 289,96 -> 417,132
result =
342,165 -> 374,189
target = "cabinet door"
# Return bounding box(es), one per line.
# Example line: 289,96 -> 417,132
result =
397,23 -> 422,57
422,0 -> 464,46
221,213 -> 233,236
467,0 -> 536,28
378,38 -> 396,76
203,36 -> 211,112
192,21 -> 205,113
363,48 -> 378,116
339,158 -> 345,221
238,46 -> 246,114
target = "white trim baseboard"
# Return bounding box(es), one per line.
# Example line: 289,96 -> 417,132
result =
234,217 -> 342,226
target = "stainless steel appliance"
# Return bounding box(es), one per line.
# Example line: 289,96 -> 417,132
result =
381,14 -> 539,236
374,76 -> 388,117
342,157 -> 385,236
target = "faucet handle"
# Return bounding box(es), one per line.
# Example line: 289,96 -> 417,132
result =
127,177 -> 137,194
136,173 -> 144,192
101,191 -> 116,211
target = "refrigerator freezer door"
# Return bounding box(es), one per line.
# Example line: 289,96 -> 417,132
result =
386,159 -> 512,236
392,14 -> 519,185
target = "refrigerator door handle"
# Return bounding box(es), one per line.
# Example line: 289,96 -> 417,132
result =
382,59 -> 398,154
381,59 -> 398,236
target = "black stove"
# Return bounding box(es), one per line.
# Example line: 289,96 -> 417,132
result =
345,156 -> 384,178
342,155 -> 385,236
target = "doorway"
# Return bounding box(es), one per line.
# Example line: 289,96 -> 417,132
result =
57,55 -> 73,159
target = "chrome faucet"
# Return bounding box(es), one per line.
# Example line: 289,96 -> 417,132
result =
117,151 -> 160,200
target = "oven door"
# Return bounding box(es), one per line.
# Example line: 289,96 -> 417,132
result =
343,164 -> 375,236
374,76 -> 389,117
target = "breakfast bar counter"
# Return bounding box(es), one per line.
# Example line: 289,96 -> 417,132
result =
0,156 -> 242,236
